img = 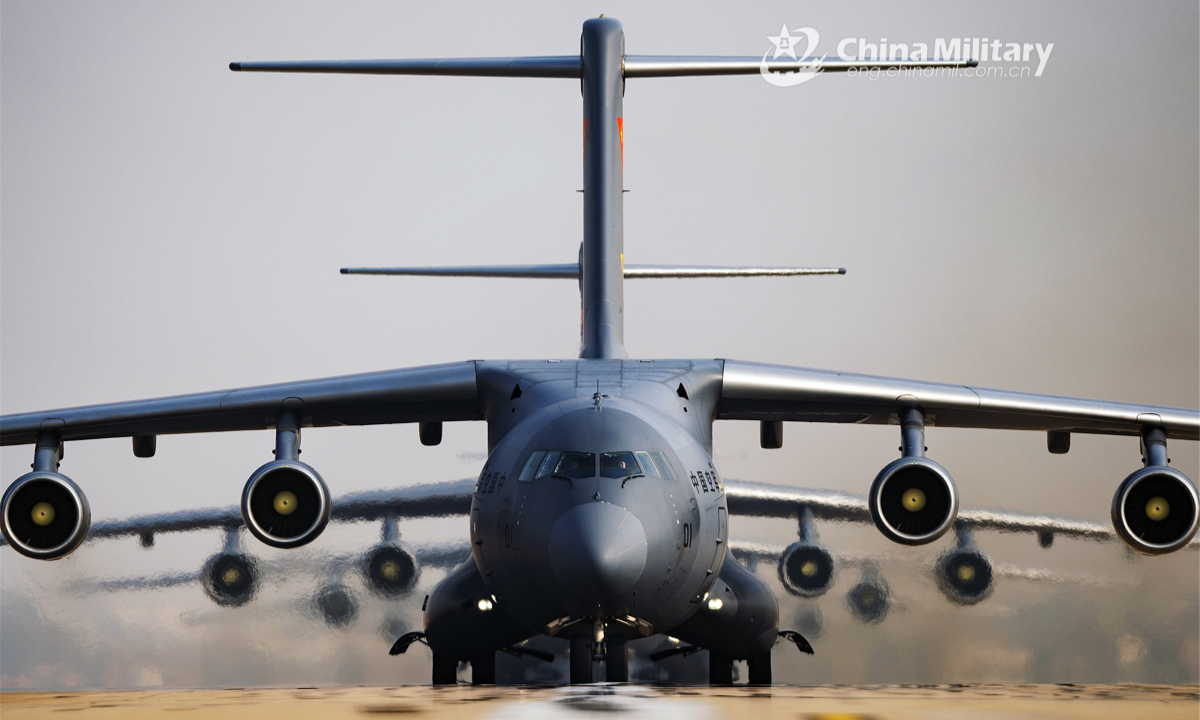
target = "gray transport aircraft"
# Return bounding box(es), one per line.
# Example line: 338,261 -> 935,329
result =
2,18 -> 1198,686
62,476 -> 1190,632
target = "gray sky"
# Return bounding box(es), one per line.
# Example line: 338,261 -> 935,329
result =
1,0 -> 1197,688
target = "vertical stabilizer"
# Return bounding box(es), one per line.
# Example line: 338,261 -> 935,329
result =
579,18 -> 626,359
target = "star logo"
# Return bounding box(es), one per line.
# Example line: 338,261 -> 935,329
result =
767,25 -> 802,60
760,26 -> 825,87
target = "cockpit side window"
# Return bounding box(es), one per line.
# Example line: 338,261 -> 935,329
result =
649,451 -> 677,481
600,451 -> 640,478
634,451 -> 659,478
554,452 -> 597,479
534,452 -> 561,479
518,451 -> 546,482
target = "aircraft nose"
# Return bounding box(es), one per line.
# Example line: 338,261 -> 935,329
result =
548,502 -> 648,600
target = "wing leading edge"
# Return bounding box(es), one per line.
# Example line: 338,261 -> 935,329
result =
0,361 -> 480,446
718,360 -> 1199,439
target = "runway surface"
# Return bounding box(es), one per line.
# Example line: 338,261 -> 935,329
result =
2,684 -> 1198,719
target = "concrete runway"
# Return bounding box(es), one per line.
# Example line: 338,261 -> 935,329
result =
2,684 -> 1197,719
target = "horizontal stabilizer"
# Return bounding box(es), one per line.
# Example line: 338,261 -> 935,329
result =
624,55 -> 976,77
230,55 -> 975,80
230,56 -> 581,78
341,264 -> 845,279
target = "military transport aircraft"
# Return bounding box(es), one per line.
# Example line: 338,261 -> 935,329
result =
2,17 -> 1198,687
59,475 -> 1178,631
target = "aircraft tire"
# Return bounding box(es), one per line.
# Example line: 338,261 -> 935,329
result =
708,649 -> 733,686
471,651 -> 495,685
431,654 -> 457,685
605,634 -> 628,682
570,636 -> 593,684
747,652 -> 772,686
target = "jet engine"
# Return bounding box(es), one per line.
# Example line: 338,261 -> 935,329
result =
777,542 -> 834,597
1111,427 -> 1200,555
869,408 -> 958,545
363,544 -> 419,598
846,563 -> 890,624
313,582 -> 359,628
869,457 -> 958,545
935,548 -> 994,605
241,460 -> 331,549
201,552 -> 260,607
1,471 -> 91,560
1112,466 -> 1199,555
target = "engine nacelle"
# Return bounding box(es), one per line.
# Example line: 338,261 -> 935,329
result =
313,582 -> 359,628
241,460 -> 331,549
846,576 -> 890,624
201,552 -> 260,607
935,548 -> 994,605
1111,466 -> 1199,555
777,542 -> 834,597
1,471 -> 91,560
363,544 -> 419,598
869,456 -> 959,545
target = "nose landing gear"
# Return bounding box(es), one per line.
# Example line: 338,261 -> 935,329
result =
567,618 -> 633,683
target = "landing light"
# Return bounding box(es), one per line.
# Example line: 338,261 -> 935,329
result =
956,564 -> 975,582
707,597 -> 723,611
800,560 -> 818,577
477,598 -> 493,611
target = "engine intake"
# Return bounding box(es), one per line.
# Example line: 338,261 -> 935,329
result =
846,564 -> 890,624
364,544 -> 419,597
777,542 -> 834,597
935,548 -> 994,605
201,552 -> 260,607
313,582 -> 359,628
869,457 -> 958,545
1112,466 -> 1199,555
1,471 -> 91,560
241,460 -> 331,548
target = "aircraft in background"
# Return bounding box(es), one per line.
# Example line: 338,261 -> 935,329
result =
33,477 -> 1198,635
2,17 -> 1197,687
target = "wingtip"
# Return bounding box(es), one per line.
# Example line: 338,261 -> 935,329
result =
838,268 -> 847,275
229,62 -> 242,71
339,268 -> 349,274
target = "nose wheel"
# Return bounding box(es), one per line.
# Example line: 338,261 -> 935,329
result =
568,633 -> 629,683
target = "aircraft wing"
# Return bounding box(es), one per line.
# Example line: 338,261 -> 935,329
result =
723,479 -> 1200,548
0,479 -> 474,548
74,540 -> 474,595
726,540 -> 1133,588
718,360 -> 1199,439
0,361 -> 480,445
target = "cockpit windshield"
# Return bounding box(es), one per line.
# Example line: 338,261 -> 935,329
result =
517,449 -> 677,482
554,452 -> 597,479
599,451 -> 639,478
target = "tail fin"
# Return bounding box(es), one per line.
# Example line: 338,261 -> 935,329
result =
234,18 -> 968,359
